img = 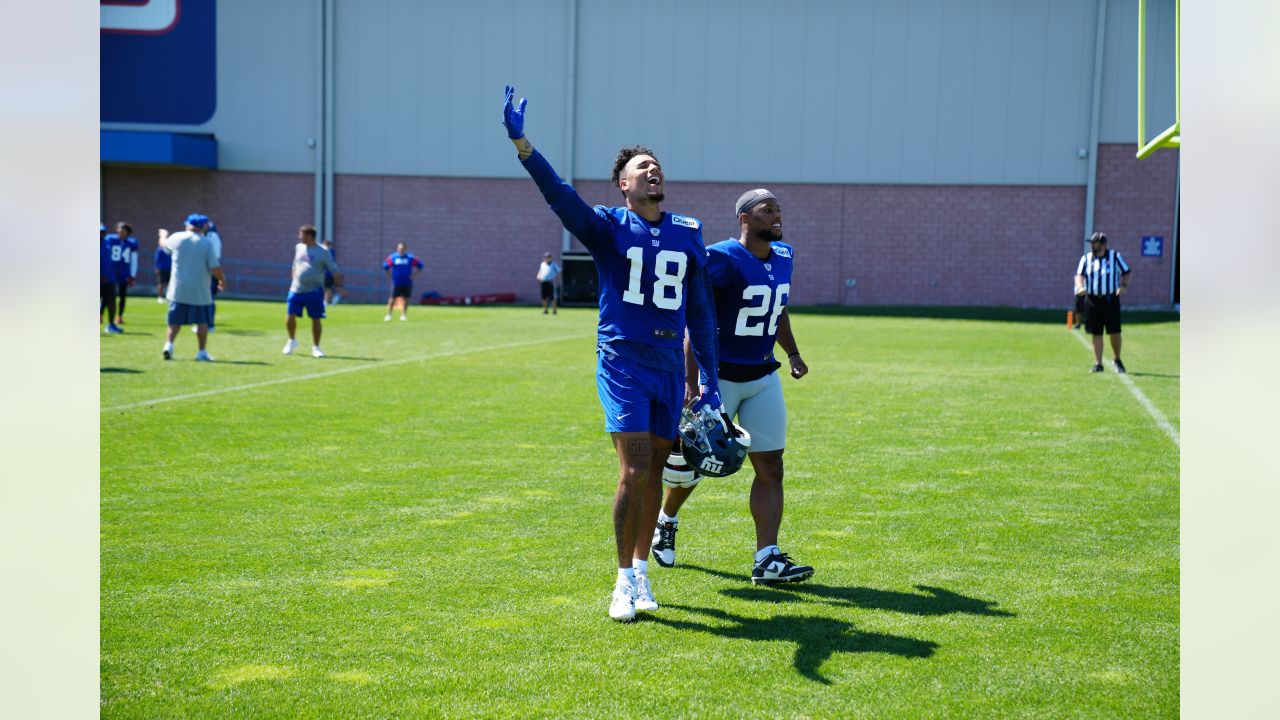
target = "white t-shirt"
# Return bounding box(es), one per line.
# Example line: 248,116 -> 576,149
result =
537,260 -> 561,282
162,231 -> 219,305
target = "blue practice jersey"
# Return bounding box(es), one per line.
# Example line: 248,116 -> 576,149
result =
100,236 -> 113,279
154,245 -> 172,272
103,234 -> 137,282
706,239 -> 795,365
384,252 -> 423,286
521,151 -> 710,351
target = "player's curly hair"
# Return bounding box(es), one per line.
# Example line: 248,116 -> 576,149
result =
610,145 -> 660,196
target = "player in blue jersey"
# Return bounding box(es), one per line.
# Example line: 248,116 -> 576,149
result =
109,222 -> 139,326
383,243 -> 423,321
651,189 -> 815,585
154,228 -> 173,302
100,224 -> 121,333
503,85 -> 724,621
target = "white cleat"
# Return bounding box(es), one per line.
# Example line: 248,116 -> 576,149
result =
156,297 -> 166,304
609,582 -> 637,622
633,574 -> 658,612
383,314 -> 392,322
282,338 -> 298,355
311,346 -> 325,358
194,350 -> 214,362
400,315 -> 407,322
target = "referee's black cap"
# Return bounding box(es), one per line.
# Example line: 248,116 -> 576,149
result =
1089,231 -> 1107,243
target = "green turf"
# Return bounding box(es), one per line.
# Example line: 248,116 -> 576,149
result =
100,300 -> 1178,718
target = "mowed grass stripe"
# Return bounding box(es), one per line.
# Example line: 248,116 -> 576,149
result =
101,333 -> 582,413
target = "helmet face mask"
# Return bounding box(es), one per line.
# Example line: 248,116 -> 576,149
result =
678,405 -> 751,478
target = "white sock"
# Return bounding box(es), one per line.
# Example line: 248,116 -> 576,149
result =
658,510 -> 677,525
163,342 -> 173,352
617,568 -> 636,586
755,545 -> 780,564
633,559 -> 648,577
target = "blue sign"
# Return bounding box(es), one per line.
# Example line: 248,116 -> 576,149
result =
101,0 -> 217,125
1141,236 -> 1164,257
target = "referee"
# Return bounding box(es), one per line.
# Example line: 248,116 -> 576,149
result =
1074,231 -> 1131,373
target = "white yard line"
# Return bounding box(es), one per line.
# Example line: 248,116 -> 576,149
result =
102,334 -> 581,413
1070,329 -> 1180,446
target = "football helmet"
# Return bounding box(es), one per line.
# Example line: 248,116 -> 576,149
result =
662,437 -> 701,489
678,405 -> 751,478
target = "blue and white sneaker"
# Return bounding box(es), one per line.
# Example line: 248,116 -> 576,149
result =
609,582 -> 636,622
751,552 -> 814,585
651,521 -> 678,567
104,324 -> 123,334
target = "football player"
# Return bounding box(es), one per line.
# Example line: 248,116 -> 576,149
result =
653,189 -> 815,586
503,85 -> 723,622
109,222 -> 139,327
100,224 -> 120,333
383,243 -> 423,321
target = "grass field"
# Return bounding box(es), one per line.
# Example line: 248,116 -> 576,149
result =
100,300 -> 1179,718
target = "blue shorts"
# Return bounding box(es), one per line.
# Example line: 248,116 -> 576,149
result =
287,289 -> 326,319
167,302 -> 212,326
596,348 -> 683,439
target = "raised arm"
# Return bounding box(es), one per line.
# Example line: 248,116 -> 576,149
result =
503,85 -> 608,248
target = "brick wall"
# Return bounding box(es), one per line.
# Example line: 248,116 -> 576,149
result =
101,144 -> 1177,307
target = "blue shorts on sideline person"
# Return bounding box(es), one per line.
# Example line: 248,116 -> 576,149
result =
287,289 -> 326,319
167,302 -> 213,326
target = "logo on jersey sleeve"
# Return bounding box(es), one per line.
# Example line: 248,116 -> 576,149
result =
772,245 -> 792,258
671,215 -> 700,229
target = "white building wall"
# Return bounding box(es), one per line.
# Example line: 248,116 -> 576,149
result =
101,0 -> 1177,182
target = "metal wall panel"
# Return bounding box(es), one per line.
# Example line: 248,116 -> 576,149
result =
332,0 -> 572,176
572,0 -> 1104,185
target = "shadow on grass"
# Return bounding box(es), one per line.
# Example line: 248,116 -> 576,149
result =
647,604 -> 937,684
100,367 -> 143,374
681,564 -> 1014,618
790,304 -> 1179,326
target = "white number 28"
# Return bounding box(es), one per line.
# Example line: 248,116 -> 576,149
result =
734,283 -> 789,336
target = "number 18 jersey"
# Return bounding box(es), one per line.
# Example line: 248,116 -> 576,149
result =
706,239 -> 794,365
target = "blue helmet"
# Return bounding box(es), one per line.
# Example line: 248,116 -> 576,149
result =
678,405 -> 751,478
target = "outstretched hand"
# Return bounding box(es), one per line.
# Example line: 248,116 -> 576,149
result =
503,85 -> 527,139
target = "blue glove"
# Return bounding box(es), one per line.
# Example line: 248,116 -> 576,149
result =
502,84 -> 527,140
691,387 -> 723,416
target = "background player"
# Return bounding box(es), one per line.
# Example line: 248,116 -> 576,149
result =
652,189 -> 815,586
108,222 -> 138,326
283,225 -> 342,358
154,228 -> 172,303
503,84 -> 723,622
383,243 -> 423,321
100,224 -> 119,333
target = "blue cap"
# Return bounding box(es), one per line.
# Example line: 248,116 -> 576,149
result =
185,213 -> 209,228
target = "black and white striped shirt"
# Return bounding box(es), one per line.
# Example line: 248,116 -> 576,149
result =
1076,249 -> 1131,296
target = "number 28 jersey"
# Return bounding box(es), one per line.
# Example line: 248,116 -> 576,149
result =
706,239 -> 794,365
